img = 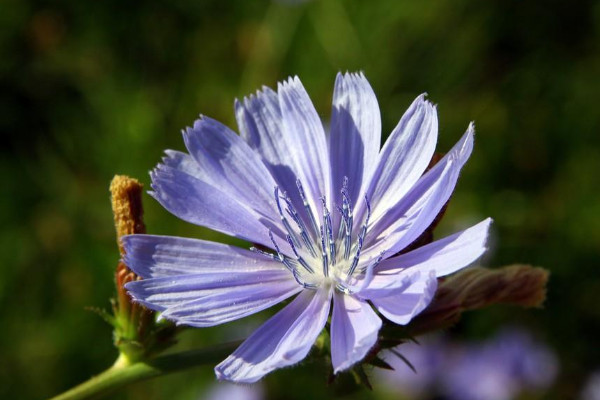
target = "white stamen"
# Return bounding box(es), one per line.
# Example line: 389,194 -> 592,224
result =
258,180 -> 377,292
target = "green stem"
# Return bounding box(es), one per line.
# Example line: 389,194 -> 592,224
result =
48,342 -> 240,400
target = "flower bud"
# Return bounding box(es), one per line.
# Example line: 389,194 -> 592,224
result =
109,175 -> 176,363
379,264 -> 549,341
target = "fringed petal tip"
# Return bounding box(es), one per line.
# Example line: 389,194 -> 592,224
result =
468,120 -> 476,133
278,75 -> 302,90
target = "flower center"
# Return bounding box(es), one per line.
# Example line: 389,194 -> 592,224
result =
251,177 -> 384,293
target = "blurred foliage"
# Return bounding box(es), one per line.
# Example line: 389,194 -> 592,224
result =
1,0 -> 599,399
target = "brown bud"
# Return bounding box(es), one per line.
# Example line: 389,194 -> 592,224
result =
407,265 -> 549,335
110,175 -> 146,255
108,175 -> 175,362
110,175 -> 148,321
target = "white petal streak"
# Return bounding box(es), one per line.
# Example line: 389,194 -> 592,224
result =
329,72 -> 381,208
125,269 -> 297,312
215,285 -> 332,383
278,76 -> 331,211
158,281 -> 301,327
331,292 -> 381,373
122,234 -> 286,278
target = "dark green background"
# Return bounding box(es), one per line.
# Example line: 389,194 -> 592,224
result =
1,0 -> 599,399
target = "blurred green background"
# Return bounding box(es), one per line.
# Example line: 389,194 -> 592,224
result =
1,0 -> 599,399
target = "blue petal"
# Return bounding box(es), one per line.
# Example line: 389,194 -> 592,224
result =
160,149 -> 203,177
329,72 -> 381,215
330,292 -> 381,373
122,234 -> 288,279
357,270 -> 422,300
150,164 -> 286,249
235,87 -> 284,168
235,86 -> 318,234
375,218 -> 492,278
278,76 -> 331,212
126,269 -> 300,325
123,234 -> 298,322
355,94 -> 437,225
182,116 -> 278,221
370,271 -> 438,325
361,123 -> 475,260
215,285 -> 332,383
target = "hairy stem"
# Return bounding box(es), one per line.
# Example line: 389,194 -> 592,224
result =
49,342 -> 240,400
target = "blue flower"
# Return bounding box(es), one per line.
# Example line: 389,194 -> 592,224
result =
123,72 -> 491,382
441,328 -> 558,400
376,328 -> 557,400
581,370 -> 600,400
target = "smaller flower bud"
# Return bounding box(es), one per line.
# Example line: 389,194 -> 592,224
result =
387,264 -> 548,339
109,175 -> 176,363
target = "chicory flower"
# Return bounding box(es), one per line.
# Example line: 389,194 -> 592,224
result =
375,328 -> 557,400
123,72 -> 491,382
441,328 -> 558,400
